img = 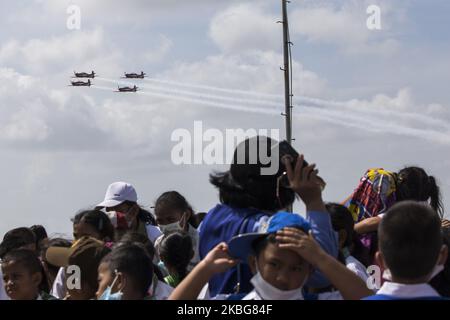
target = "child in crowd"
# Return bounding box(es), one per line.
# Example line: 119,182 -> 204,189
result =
97,243 -> 153,300
1,249 -> 55,300
169,211 -> 372,300
40,238 -> 72,291
345,167 -> 443,265
96,182 -> 161,243
0,227 -> 37,300
46,236 -> 110,300
116,232 -> 162,276
113,232 -> 173,299
200,137 -> 337,296
154,191 -> 200,270
72,210 -> 115,243
159,231 -> 194,288
327,202 -> 369,280
51,210 -> 114,298
363,201 -> 447,300
30,225 -> 49,252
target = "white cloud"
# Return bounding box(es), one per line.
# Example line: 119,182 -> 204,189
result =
163,51 -> 326,97
0,28 -> 119,74
209,3 -> 279,53
143,34 -> 173,64
290,1 -> 400,55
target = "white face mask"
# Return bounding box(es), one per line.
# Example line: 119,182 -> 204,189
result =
383,264 -> 445,282
250,263 -> 305,300
158,221 -> 182,234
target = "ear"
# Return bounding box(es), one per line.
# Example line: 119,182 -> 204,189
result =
247,255 -> 257,275
375,251 -> 387,270
338,230 -> 347,248
438,244 -> 448,266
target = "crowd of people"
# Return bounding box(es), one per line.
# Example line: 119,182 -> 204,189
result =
1,136 -> 449,300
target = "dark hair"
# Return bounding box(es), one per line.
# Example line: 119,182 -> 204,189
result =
429,228 -> 450,297
122,201 -> 157,226
117,232 -> 155,261
396,167 -> 444,217
252,234 -> 278,257
30,225 -> 48,244
159,231 -> 193,282
105,240 -> 164,283
327,203 -> 357,265
0,227 -> 36,259
190,212 -> 207,229
379,201 -> 443,280
327,203 -> 355,248
154,191 -> 196,226
108,244 -> 153,296
2,249 -> 49,293
210,136 -> 295,212
72,210 -> 114,241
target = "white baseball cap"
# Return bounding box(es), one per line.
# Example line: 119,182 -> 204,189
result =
96,182 -> 138,208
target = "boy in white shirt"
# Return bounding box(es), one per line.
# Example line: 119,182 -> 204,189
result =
363,201 -> 447,300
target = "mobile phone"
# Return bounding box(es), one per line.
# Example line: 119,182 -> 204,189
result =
278,140 -> 308,167
277,141 -> 326,190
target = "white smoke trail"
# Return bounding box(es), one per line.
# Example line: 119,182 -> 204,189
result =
97,77 -> 282,109
142,77 -> 283,100
91,84 -> 450,144
141,77 -> 449,129
92,83 -> 279,116
98,77 -> 450,130
295,96 -> 450,129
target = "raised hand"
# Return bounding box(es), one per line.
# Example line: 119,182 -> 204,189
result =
282,155 -> 325,211
275,227 -> 326,267
201,242 -> 239,275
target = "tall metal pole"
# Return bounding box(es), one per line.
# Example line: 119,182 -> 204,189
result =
281,0 -> 292,145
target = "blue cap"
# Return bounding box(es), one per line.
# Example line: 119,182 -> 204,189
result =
228,211 -> 311,261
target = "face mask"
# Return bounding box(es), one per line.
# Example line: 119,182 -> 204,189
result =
383,264 -> 445,282
159,221 -> 182,234
250,263 -> 305,300
99,274 -> 123,300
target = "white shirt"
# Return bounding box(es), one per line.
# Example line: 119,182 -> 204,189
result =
346,255 -> 369,282
376,281 -> 440,299
242,289 -> 343,300
148,278 -> 173,300
51,267 -> 67,299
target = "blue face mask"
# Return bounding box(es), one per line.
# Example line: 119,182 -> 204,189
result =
99,274 -> 123,300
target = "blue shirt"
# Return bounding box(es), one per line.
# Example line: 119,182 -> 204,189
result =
199,204 -> 339,296
199,204 -> 266,296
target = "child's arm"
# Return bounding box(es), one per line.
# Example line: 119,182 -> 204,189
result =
283,156 -> 339,288
354,216 -> 382,234
168,243 -> 238,300
276,228 -> 372,300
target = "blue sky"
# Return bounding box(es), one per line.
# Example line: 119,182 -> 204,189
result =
0,0 -> 449,237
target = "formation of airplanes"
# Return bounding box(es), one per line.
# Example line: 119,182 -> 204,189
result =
70,70 -> 146,92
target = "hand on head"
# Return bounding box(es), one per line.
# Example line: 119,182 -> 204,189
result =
275,227 -> 325,268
